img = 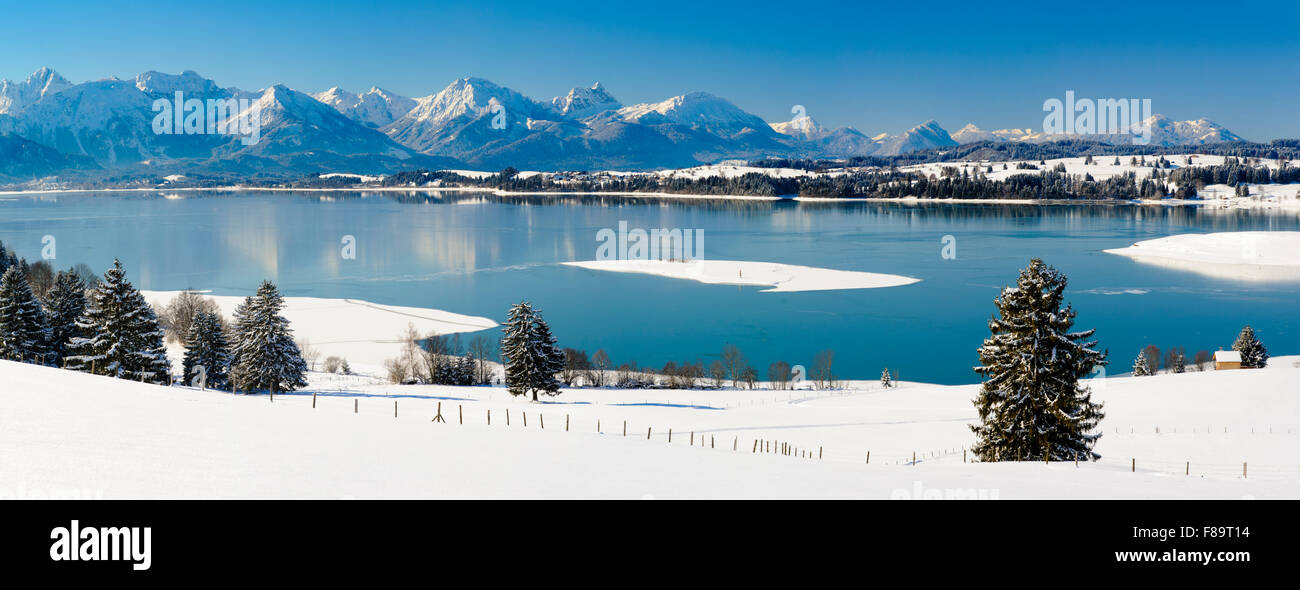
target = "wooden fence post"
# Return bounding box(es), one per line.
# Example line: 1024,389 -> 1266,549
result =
394,400 -> 397,417
1243,462 -> 1247,478
646,427 -> 651,440
752,440 -> 758,453
312,391 -> 316,408
354,399 -> 357,413
487,409 -> 491,425
459,405 -> 463,424
566,414 -> 569,431
1131,458 -> 1135,473
668,429 -> 673,443
866,451 -> 870,464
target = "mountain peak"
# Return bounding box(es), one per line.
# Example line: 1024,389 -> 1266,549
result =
552,82 -> 621,119
0,67 -> 73,115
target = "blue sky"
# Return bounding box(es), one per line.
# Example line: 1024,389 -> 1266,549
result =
3,0 -> 1298,139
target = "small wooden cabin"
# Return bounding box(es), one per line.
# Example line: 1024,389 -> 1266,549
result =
1214,350 -> 1242,371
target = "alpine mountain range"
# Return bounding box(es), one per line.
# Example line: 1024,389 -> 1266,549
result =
0,67 -> 1248,184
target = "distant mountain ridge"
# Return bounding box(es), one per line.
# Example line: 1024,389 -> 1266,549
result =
0,67 -> 1254,183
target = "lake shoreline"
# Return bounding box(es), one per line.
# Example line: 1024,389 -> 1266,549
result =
4,184 -> 1296,209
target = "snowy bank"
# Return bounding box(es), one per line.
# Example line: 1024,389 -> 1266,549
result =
143,291 -> 497,371
1,357 -> 1297,499
562,259 -> 920,292
1103,231 -> 1300,281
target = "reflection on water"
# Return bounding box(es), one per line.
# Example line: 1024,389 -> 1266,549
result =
1,190 -> 1297,384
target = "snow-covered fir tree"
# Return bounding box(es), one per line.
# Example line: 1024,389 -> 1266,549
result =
880,367 -> 892,388
229,281 -> 307,393
182,311 -> 231,391
0,266 -> 51,363
42,270 -> 87,366
1232,325 -> 1268,368
972,259 -> 1107,462
500,301 -> 564,401
65,259 -> 171,383
1131,352 -> 1152,376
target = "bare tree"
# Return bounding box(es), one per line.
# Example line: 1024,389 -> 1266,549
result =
395,323 -> 424,382
1193,350 -> 1211,371
588,349 -> 610,387
709,360 -> 726,388
159,289 -> 222,343
562,348 -> 590,386
741,366 -> 757,389
768,361 -> 791,390
298,338 -> 321,372
721,344 -> 746,387
469,334 -> 493,385
812,349 -> 836,389
1142,345 -> 1161,375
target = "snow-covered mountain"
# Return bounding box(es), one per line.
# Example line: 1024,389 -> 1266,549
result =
382,77 -> 565,157
1,68 -> 448,177
551,82 -> 621,119
873,120 -> 958,156
312,86 -> 416,128
613,92 -> 776,139
952,116 -> 1244,146
0,66 -> 1260,182
0,67 -> 71,115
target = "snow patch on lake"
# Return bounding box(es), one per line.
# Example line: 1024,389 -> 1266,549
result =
562,259 -> 920,292
1103,231 -> 1300,281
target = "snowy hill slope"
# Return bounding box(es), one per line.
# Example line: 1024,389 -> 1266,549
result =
2,357 -> 1295,499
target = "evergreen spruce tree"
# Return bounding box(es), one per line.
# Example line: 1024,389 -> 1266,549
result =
880,368 -> 892,388
500,301 -> 564,401
1232,325 -> 1268,368
42,270 -> 88,366
1131,352 -> 1152,376
0,266 -> 52,364
972,259 -> 1107,462
182,311 -> 231,391
65,259 -> 171,382
229,281 -> 307,393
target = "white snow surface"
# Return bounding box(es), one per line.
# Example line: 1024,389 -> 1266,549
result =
563,259 -> 920,292
1,357 -> 1297,499
142,291 -> 497,372
1103,231 -> 1300,281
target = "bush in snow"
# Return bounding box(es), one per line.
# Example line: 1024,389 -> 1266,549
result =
972,259 -> 1107,462
65,259 -> 171,383
1232,325 -> 1268,368
500,301 -> 563,401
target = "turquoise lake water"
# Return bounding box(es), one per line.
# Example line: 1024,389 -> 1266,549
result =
1,190 -> 1296,384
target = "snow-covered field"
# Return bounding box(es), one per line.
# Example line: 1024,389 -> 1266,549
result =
142,291 -> 497,372
1103,231 -> 1300,281
562,259 -> 920,292
2,355 -> 1296,499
